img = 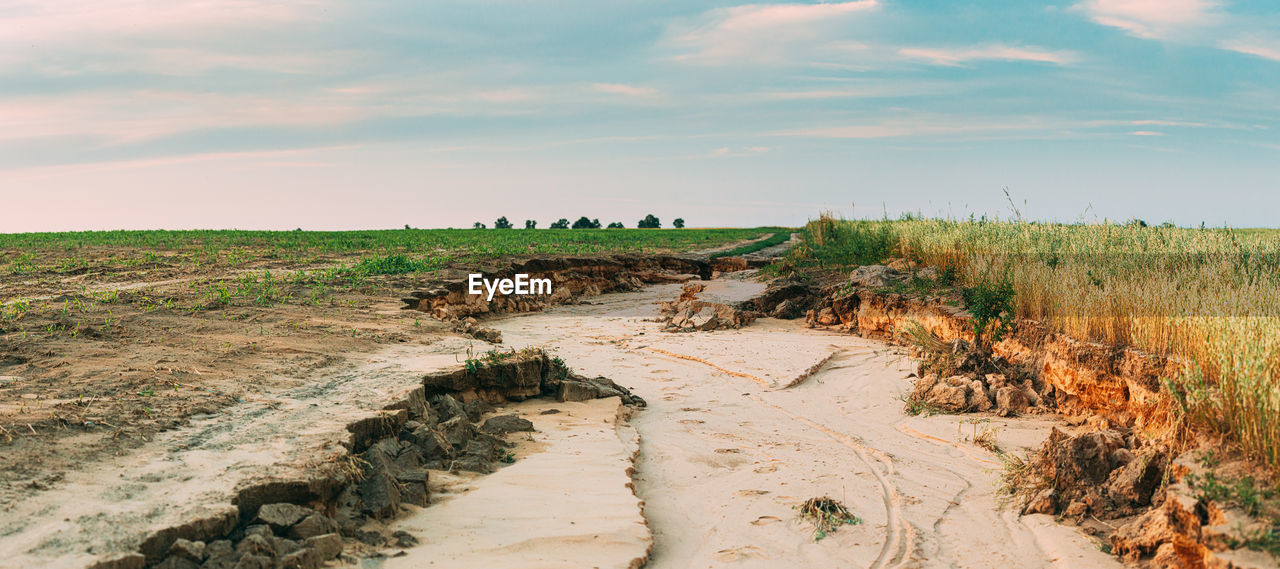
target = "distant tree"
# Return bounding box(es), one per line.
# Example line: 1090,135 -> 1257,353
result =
524,219 -> 537,229
637,214 -> 660,229
572,216 -> 598,229
606,222 -> 624,229
404,224 -> 412,230
494,216 -> 513,229
550,218 -> 570,229
673,218 -> 685,228
591,218 -> 601,228
473,222 -> 486,229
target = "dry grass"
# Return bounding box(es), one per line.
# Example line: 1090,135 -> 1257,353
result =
786,215 -> 1280,472
796,496 -> 861,541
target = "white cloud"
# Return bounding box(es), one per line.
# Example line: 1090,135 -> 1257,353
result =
666,1 -> 878,65
1221,36 -> 1280,62
1074,0 -> 1220,39
899,45 -> 1076,66
710,146 -> 771,157
592,83 -> 659,97
1129,130 -> 1165,136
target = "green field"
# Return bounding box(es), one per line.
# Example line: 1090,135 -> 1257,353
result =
0,227 -> 788,277
780,216 -> 1280,472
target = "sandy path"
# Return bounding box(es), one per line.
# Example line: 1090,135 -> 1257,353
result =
484,278 -> 1119,568
378,398 -> 650,569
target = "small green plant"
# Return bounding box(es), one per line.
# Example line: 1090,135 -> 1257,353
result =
796,497 -> 860,541
500,452 -> 516,464
960,278 -> 1016,351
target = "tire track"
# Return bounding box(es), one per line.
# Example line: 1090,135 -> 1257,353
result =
647,347 -> 912,569
746,393 -> 914,569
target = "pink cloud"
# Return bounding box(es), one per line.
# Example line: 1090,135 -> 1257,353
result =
592,83 -> 659,97
899,45 -> 1076,66
1074,0 -> 1220,39
667,1 -> 878,65
1129,130 -> 1165,136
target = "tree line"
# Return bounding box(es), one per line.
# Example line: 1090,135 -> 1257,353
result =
472,214 -> 684,229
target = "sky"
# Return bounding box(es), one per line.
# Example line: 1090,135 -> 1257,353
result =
1,0 -> 1278,231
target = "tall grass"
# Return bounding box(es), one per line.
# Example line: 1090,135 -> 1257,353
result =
785,214 -> 1280,471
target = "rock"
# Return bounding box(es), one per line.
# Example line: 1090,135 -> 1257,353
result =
88,553 -> 146,569
968,380 -> 993,412
205,540 -> 233,559
231,554 -> 273,569
304,533 -> 344,561
815,307 -> 839,326
235,534 -> 275,558
1110,495 -> 1202,563
431,394 -> 467,422
1063,501 -> 1088,517
679,282 -> 704,300
277,548 -> 320,569
480,414 -> 534,435
139,507 -> 239,564
1107,452 -> 1165,507
916,267 -> 939,280
396,470 -> 430,507
1023,488 -> 1056,515
769,299 -> 799,319
289,514 -> 340,540
268,536 -> 300,558
254,503 -> 313,533
557,380 -> 600,402
849,265 -> 897,288
995,386 -> 1028,414
359,471 -> 402,519
1045,429 -> 1127,488
395,445 -> 425,469
405,424 -> 451,458
438,415 -> 475,449
463,437 -> 500,461
689,306 -> 717,330
462,398 -> 494,422
345,409 -> 408,453
392,530 -> 419,548
910,374 -> 939,401
167,539 -> 205,562
452,454 -> 494,474
242,525 -> 273,539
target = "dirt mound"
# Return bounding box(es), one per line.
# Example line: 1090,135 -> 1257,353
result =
402,255 -> 710,320
1016,427 -> 1169,519
741,277 -> 820,320
658,283 -> 758,332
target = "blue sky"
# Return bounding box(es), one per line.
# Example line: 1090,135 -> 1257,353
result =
1,0 -> 1277,231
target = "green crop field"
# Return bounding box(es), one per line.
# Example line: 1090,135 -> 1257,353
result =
0,227 -> 789,278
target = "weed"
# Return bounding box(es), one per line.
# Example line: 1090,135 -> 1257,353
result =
796,496 -> 860,541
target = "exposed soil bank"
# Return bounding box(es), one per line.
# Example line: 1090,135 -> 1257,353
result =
401,255 -> 710,320
744,269 -> 1180,432
483,277 -> 1118,568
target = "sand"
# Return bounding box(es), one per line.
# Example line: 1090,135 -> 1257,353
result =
474,277 -> 1120,568
379,398 -> 650,569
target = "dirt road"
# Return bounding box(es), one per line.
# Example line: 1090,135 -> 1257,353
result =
465,276 -> 1119,568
